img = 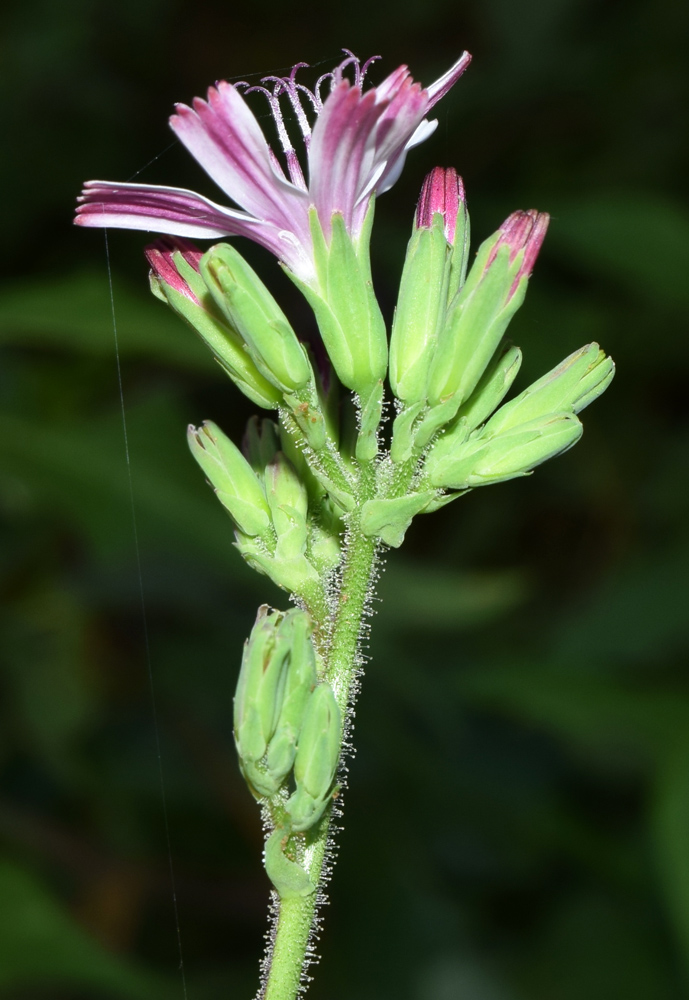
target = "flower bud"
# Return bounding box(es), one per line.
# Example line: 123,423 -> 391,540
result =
286,682 -> 341,832
187,420 -> 272,538
246,453 -> 320,594
265,611 -> 318,786
482,343 -> 614,438
427,210 -> 549,408
426,412 -> 582,490
390,169 -> 468,406
201,243 -> 313,393
146,238 -> 282,409
265,453 -> 309,549
233,608 -> 293,794
243,416 -> 280,475
415,166 -> 470,299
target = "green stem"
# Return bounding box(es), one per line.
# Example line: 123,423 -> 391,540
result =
261,465 -> 378,1000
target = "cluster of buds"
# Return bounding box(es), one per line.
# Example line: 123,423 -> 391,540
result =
187,419 -> 343,598
233,607 -> 341,896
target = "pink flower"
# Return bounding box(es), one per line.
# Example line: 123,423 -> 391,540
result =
75,50 -> 471,285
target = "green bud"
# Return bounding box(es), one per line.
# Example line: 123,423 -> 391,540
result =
286,682 -> 341,832
287,207 -> 387,396
265,611 -> 318,786
243,416 -> 280,475
389,218 -> 450,404
233,608 -> 292,792
427,412 -> 583,490
482,343 -> 614,437
147,249 -> 282,410
201,243 -> 312,393
188,421 -> 272,537
427,210 -> 549,407
238,454 -> 321,595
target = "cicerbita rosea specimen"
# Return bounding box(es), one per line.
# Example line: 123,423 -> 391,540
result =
75,49 -> 614,1000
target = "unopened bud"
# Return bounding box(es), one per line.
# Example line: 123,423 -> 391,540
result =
202,243 -> 312,393
483,343 -> 615,438
233,608 -> 292,794
146,238 -> 282,410
265,612 -> 318,786
187,421 -> 272,538
427,412 -> 582,490
390,169 -> 469,405
427,210 -> 550,407
286,682 -> 341,832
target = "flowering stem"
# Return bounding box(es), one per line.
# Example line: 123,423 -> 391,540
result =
262,465 -> 379,1000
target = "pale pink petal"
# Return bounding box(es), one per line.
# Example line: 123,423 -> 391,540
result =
74,180 -> 305,262
308,82 -> 388,232
425,51 -> 472,110
170,82 -> 310,241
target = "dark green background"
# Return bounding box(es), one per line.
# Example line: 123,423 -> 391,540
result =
2,0 -> 688,997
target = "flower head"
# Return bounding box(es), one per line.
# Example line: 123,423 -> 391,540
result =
75,50 -> 471,285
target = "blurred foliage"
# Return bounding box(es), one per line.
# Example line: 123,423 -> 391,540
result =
1,0 -> 689,997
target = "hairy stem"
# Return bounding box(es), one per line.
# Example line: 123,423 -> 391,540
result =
261,465 -> 378,1000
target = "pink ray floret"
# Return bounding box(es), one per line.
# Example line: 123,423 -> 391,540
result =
75,50 -> 472,285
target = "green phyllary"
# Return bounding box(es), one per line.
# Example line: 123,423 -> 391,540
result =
287,206 -> 388,396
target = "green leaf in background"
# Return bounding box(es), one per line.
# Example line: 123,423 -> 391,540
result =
549,193 -> 689,311
0,859 -> 170,998
0,271 -> 218,370
376,561 -> 529,631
